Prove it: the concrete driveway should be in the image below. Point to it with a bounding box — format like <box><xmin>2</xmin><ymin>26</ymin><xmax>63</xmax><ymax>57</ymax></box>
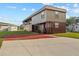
<box><xmin>0</xmin><ymin>37</ymin><xmax>79</xmax><ymax>56</ymax></box>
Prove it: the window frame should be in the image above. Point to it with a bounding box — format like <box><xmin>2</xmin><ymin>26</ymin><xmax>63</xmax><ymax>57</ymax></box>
<box><xmin>55</xmin><ymin>22</ymin><xmax>59</xmax><ymax>28</ymax></box>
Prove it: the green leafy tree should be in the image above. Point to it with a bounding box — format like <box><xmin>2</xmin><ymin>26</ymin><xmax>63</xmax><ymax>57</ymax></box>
<box><xmin>66</xmin><ymin>17</ymin><xmax>75</xmax><ymax>26</ymax></box>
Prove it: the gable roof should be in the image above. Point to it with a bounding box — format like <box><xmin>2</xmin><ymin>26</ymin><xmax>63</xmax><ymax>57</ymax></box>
<box><xmin>23</xmin><ymin>5</ymin><xmax>66</xmax><ymax>22</ymax></box>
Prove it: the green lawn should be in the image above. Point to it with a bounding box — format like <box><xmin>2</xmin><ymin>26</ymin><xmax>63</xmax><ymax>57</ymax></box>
<box><xmin>0</xmin><ymin>31</ymin><xmax>38</xmax><ymax>38</ymax></box>
<box><xmin>0</xmin><ymin>38</ymin><xmax>3</xmax><ymax>48</ymax></box>
<box><xmin>54</xmin><ymin>32</ymin><xmax>79</xmax><ymax>39</ymax></box>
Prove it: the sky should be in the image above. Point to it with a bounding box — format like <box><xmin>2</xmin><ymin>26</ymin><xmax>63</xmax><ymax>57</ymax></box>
<box><xmin>0</xmin><ymin>3</ymin><xmax>79</xmax><ymax>25</ymax></box>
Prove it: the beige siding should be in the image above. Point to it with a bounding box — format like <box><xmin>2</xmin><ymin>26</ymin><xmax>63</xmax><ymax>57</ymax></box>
<box><xmin>8</xmin><ymin>26</ymin><xmax>17</xmax><ymax>31</ymax></box>
<box><xmin>45</xmin><ymin>10</ymin><xmax>55</xmax><ymax>22</ymax></box>
<box><xmin>0</xmin><ymin>26</ymin><xmax>9</xmax><ymax>31</ymax></box>
<box><xmin>23</xmin><ymin>24</ymin><xmax>32</xmax><ymax>31</ymax></box>
<box><xmin>46</xmin><ymin>10</ymin><xmax>66</xmax><ymax>22</ymax></box>
<box><xmin>38</xmin><ymin>24</ymin><xmax>44</xmax><ymax>33</ymax></box>
<box><xmin>0</xmin><ymin>25</ymin><xmax>18</xmax><ymax>31</ymax></box>
<box><xmin>32</xmin><ymin>11</ymin><xmax>46</xmax><ymax>25</ymax></box>
<box><xmin>23</xmin><ymin>21</ymin><xmax>32</xmax><ymax>31</ymax></box>
<box><xmin>32</xmin><ymin>9</ymin><xmax>66</xmax><ymax>25</ymax></box>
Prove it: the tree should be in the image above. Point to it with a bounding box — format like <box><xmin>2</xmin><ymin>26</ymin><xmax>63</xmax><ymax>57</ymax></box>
<box><xmin>66</xmin><ymin>17</ymin><xmax>75</xmax><ymax>26</ymax></box>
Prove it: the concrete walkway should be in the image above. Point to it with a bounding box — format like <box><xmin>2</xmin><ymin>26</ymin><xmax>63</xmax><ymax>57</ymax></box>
<box><xmin>0</xmin><ymin>37</ymin><xmax>79</xmax><ymax>56</ymax></box>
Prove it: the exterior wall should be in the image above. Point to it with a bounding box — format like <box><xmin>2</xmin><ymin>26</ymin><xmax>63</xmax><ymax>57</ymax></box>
<box><xmin>31</xmin><ymin>9</ymin><xmax>66</xmax><ymax>33</ymax></box>
<box><xmin>52</xmin><ymin>22</ymin><xmax>66</xmax><ymax>33</ymax></box>
<box><xmin>0</xmin><ymin>25</ymin><xmax>9</xmax><ymax>31</ymax></box>
<box><xmin>0</xmin><ymin>25</ymin><xmax>18</xmax><ymax>31</ymax></box>
<box><xmin>32</xmin><ymin>22</ymin><xmax>66</xmax><ymax>34</ymax></box>
<box><xmin>32</xmin><ymin>24</ymin><xmax>45</xmax><ymax>33</ymax></box>
<box><xmin>32</xmin><ymin>10</ymin><xmax>46</xmax><ymax>25</ymax></box>
<box><xmin>23</xmin><ymin>24</ymin><xmax>32</xmax><ymax>31</ymax></box>
<box><xmin>32</xmin><ymin>9</ymin><xmax>66</xmax><ymax>24</ymax></box>
<box><xmin>38</xmin><ymin>24</ymin><xmax>44</xmax><ymax>33</ymax></box>
<box><xmin>45</xmin><ymin>9</ymin><xmax>66</xmax><ymax>22</ymax></box>
<box><xmin>8</xmin><ymin>26</ymin><xmax>18</xmax><ymax>31</ymax></box>
<box><xmin>23</xmin><ymin>20</ymin><xmax>32</xmax><ymax>31</ymax></box>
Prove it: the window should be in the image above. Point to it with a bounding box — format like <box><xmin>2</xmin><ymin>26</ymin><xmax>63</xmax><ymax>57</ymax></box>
<box><xmin>55</xmin><ymin>11</ymin><xmax>59</xmax><ymax>19</ymax></box>
<box><xmin>41</xmin><ymin>12</ymin><xmax>45</xmax><ymax>19</ymax></box>
<box><xmin>55</xmin><ymin>23</ymin><xmax>59</xmax><ymax>28</ymax></box>
<box><xmin>24</xmin><ymin>22</ymin><xmax>27</xmax><ymax>25</ymax></box>
<box><xmin>55</xmin><ymin>11</ymin><xmax>59</xmax><ymax>14</ymax></box>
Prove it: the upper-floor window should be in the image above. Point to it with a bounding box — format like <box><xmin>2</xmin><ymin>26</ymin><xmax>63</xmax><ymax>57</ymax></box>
<box><xmin>55</xmin><ymin>11</ymin><xmax>59</xmax><ymax>19</ymax></box>
<box><xmin>41</xmin><ymin>12</ymin><xmax>45</xmax><ymax>19</ymax></box>
<box><xmin>55</xmin><ymin>11</ymin><xmax>59</xmax><ymax>14</ymax></box>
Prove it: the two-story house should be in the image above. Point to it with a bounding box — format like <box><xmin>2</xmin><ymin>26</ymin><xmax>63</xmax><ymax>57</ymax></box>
<box><xmin>23</xmin><ymin>5</ymin><xmax>66</xmax><ymax>34</ymax></box>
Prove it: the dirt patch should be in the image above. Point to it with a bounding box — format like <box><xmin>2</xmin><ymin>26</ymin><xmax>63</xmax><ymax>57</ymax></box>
<box><xmin>4</xmin><ymin>34</ymin><xmax>56</xmax><ymax>41</ymax></box>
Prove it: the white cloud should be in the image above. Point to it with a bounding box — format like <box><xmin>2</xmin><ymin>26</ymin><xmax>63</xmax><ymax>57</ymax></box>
<box><xmin>32</xmin><ymin>8</ymin><xmax>35</xmax><ymax>11</ymax></box>
<box><xmin>22</xmin><ymin>8</ymin><xmax>27</xmax><ymax>11</ymax></box>
<box><xmin>22</xmin><ymin>8</ymin><xmax>36</xmax><ymax>12</ymax></box>
<box><xmin>71</xmin><ymin>8</ymin><xmax>79</xmax><ymax>14</ymax></box>
<box><xmin>4</xmin><ymin>17</ymin><xmax>9</xmax><ymax>20</ymax></box>
<box><xmin>0</xmin><ymin>16</ymin><xmax>8</xmax><ymax>19</ymax></box>
<box><xmin>0</xmin><ymin>16</ymin><xmax>2</xmax><ymax>19</ymax></box>
<box><xmin>7</xmin><ymin>6</ymin><xmax>16</xmax><ymax>9</ymax></box>
<box><xmin>73</xmin><ymin>4</ymin><xmax>78</xmax><ymax>7</ymax></box>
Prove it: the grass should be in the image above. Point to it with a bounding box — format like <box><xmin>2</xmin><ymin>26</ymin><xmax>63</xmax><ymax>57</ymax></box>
<box><xmin>0</xmin><ymin>38</ymin><xmax>3</xmax><ymax>48</ymax></box>
<box><xmin>54</xmin><ymin>32</ymin><xmax>79</xmax><ymax>39</ymax></box>
<box><xmin>0</xmin><ymin>31</ymin><xmax>38</xmax><ymax>38</ymax></box>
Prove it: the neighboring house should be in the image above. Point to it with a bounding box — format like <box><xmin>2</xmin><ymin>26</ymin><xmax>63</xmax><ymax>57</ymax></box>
<box><xmin>0</xmin><ymin>22</ymin><xmax>18</xmax><ymax>31</ymax></box>
<box><xmin>23</xmin><ymin>5</ymin><xmax>66</xmax><ymax>34</ymax></box>
<box><xmin>67</xmin><ymin>17</ymin><xmax>79</xmax><ymax>32</ymax></box>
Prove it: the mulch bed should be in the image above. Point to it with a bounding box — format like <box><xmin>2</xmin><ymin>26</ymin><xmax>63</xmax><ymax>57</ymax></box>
<box><xmin>4</xmin><ymin>34</ymin><xmax>56</xmax><ymax>41</ymax></box>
